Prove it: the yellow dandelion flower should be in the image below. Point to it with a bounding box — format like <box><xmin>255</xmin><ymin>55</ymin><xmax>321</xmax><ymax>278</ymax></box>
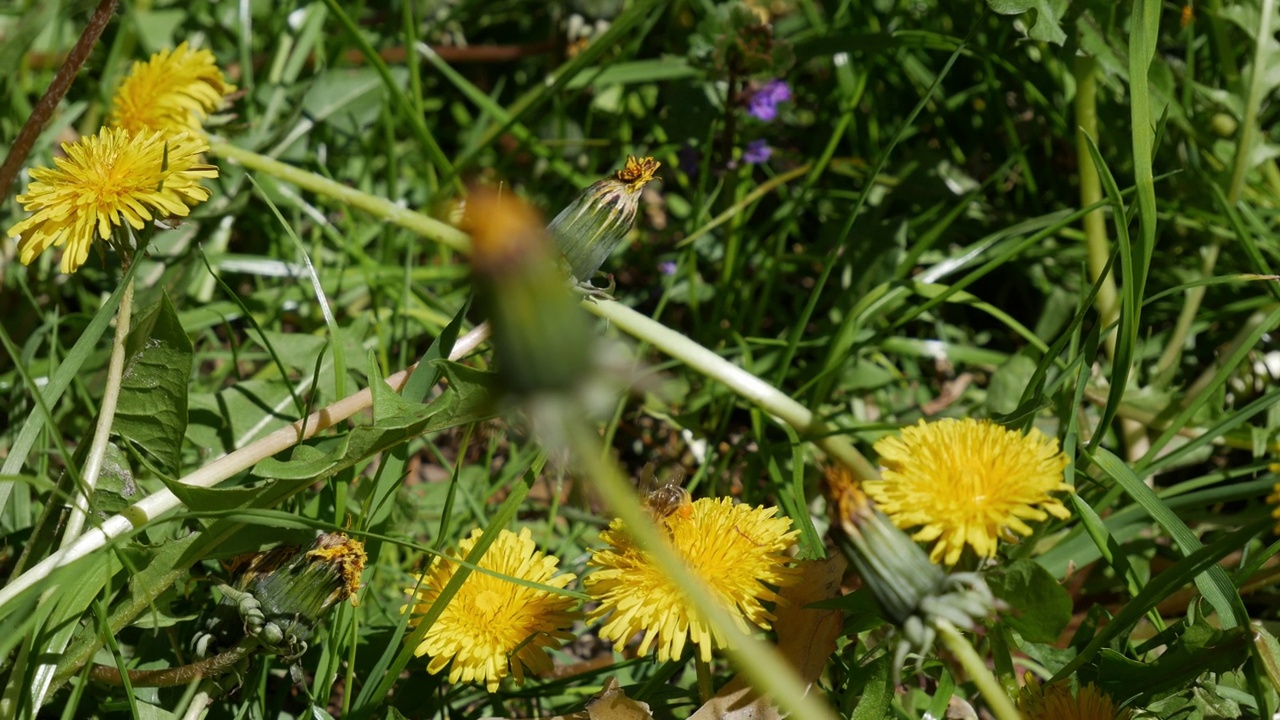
<box><xmin>404</xmin><ymin>528</ymin><xmax>579</xmax><ymax>693</ymax></box>
<box><xmin>865</xmin><ymin>418</ymin><xmax>1072</xmax><ymax>566</ymax></box>
<box><xmin>1018</xmin><ymin>674</ymin><xmax>1132</xmax><ymax>720</ymax></box>
<box><xmin>585</xmin><ymin>496</ymin><xmax>799</xmax><ymax>663</ymax></box>
<box><xmin>7</xmin><ymin>127</ymin><xmax>218</xmax><ymax>273</ymax></box>
<box><xmin>109</xmin><ymin>41</ymin><xmax>234</xmax><ymax>138</ymax></box>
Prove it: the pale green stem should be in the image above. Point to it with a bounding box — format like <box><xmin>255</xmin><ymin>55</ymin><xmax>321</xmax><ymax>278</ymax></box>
<box><xmin>1156</xmin><ymin>0</ymin><xmax>1274</xmax><ymax>386</ymax></box>
<box><xmin>22</xmin><ymin>279</ymin><xmax>138</xmax><ymax>713</ymax></box>
<box><xmin>0</xmin><ymin>331</ymin><xmax>489</xmax><ymax>612</ymax></box>
<box><xmin>203</xmin><ymin>142</ymin><xmax>879</xmax><ymax>480</ymax></box>
<box><xmin>695</xmin><ymin>657</ymin><xmax>714</xmax><ymax>705</ymax></box>
<box><xmin>206</xmin><ymin>140</ymin><xmax>469</xmax><ymax>253</ymax></box>
<box><xmin>1074</xmin><ymin>56</ymin><xmax>1119</xmax><ymax>362</ymax></box>
<box><xmin>59</xmin><ymin>278</ymin><xmax>134</xmax><ymax>546</ymax></box>
<box><xmin>934</xmin><ymin>619</ymin><xmax>1023</xmax><ymax>720</ymax></box>
<box><xmin>583</xmin><ymin>299</ymin><xmax>880</xmax><ymax>481</ymax></box>
<box><xmin>563</xmin><ymin>417</ymin><xmax>839</xmax><ymax>720</ymax></box>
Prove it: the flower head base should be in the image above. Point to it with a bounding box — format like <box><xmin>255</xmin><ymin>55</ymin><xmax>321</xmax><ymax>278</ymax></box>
<box><xmin>404</xmin><ymin>528</ymin><xmax>579</xmax><ymax>693</ymax></box>
<box><xmin>865</xmin><ymin>418</ymin><xmax>1072</xmax><ymax>566</ymax></box>
<box><xmin>1017</xmin><ymin>674</ymin><xmax>1132</xmax><ymax>720</ymax></box>
<box><xmin>548</xmin><ymin>155</ymin><xmax>660</xmax><ymax>282</ymax></box>
<box><xmin>110</xmin><ymin>42</ymin><xmax>234</xmax><ymax>138</ymax></box>
<box><xmin>7</xmin><ymin>127</ymin><xmax>218</xmax><ymax>273</ymax></box>
<box><xmin>585</xmin><ymin>496</ymin><xmax>799</xmax><ymax>663</ymax></box>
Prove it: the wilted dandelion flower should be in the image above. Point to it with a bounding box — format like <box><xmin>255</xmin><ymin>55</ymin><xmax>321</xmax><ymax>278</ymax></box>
<box><xmin>1018</xmin><ymin>674</ymin><xmax>1132</xmax><ymax>720</ymax></box>
<box><xmin>864</xmin><ymin>418</ymin><xmax>1072</xmax><ymax>566</ymax></box>
<box><xmin>404</xmin><ymin>528</ymin><xmax>579</xmax><ymax>693</ymax></box>
<box><xmin>109</xmin><ymin>42</ymin><xmax>234</xmax><ymax>138</ymax></box>
<box><xmin>585</xmin><ymin>496</ymin><xmax>799</xmax><ymax>663</ymax></box>
<box><xmin>7</xmin><ymin>127</ymin><xmax>218</xmax><ymax>273</ymax></box>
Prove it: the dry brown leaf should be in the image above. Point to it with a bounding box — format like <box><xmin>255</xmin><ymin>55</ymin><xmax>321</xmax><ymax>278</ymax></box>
<box><xmin>481</xmin><ymin>678</ymin><xmax>652</xmax><ymax>720</ymax></box>
<box><xmin>587</xmin><ymin>677</ymin><xmax>655</xmax><ymax>720</ymax></box>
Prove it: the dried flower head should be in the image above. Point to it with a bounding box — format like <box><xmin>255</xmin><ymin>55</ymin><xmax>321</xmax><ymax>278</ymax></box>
<box><xmin>865</xmin><ymin>418</ymin><xmax>1072</xmax><ymax>566</ymax></box>
<box><xmin>404</xmin><ymin>528</ymin><xmax>579</xmax><ymax>693</ymax></box>
<box><xmin>7</xmin><ymin>127</ymin><xmax>218</xmax><ymax>273</ymax></box>
<box><xmin>1018</xmin><ymin>674</ymin><xmax>1132</xmax><ymax>720</ymax></box>
<box><xmin>585</xmin><ymin>496</ymin><xmax>798</xmax><ymax>663</ymax></box>
<box><xmin>110</xmin><ymin>42</ymin><xmax>234</xmax><ymax>138</ymax></box>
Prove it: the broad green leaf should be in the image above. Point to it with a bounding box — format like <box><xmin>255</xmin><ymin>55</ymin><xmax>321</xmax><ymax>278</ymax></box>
<box><xmin>1097</xmin><ymin>619</ymin><xmax>1249</xmax><ymax>703</ymax></box>
<box><xmin>986</xmin><ymin>0</ymin><xmax>1068</xmax><ymax>45</ymax></box>
<box><xmin>116</xmin><ymin>292</ymin><xmax>193</xmax><ymax>475</ymax></box>
<box><xmin>986</xmin><ymin>354</ymin><xmax>1037</xmax><ymax>415</ymax></box>
<box><xmin>987</xmin><ymin>559</ymin><xmax>1071</xmax><ymax>643</ymax></box>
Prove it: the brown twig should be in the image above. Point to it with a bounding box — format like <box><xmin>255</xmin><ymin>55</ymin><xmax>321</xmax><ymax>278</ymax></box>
<box><xmin>88</xmin><ymin>642</ymin><xmax>254</xmax><ymax>688</ymax></box>
<box><xmin>0</xmin><ymin>0</ymin><xmax>118</xmax><ymax>201</ymax></box>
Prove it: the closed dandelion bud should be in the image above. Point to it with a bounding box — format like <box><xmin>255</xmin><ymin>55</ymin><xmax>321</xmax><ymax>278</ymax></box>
<box><xmin>825</xmin><ymin>466</ymin><xmax>946</xmax><ymax>625</ymax></box>
<box><xmin>549</xmin><ymin>155</ymin><xmax>660</xmax><ymax>282</ymax></box>
<box><xmin>466</xmin><ymin>189</ymin><xmax>594</xmax><ymax>396</ymax></box>
<box><xmin>824</xmin><ymin>466</ymin><xmax>995</xmax><ymax>673</ymax></box>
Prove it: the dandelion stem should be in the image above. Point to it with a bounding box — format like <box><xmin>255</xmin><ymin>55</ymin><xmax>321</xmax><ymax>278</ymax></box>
<box><xmin>564</xmin><ymin>418</ymin><xmax>840</xmax><ymax>720</ymax></box>
<box><xmin>60</xmin><ymin>278</ymin><xmax>135</xmax><ymax>546</ymax></box>
<box><xmin>1073</xmin><ymin>56</ymin><xmax>1118</xmax><ymax>362</ymax></box>
<box><xmin>582</xmin><ymin>299</ymin><xmax>880</xmax><ymax>482</ymax></box>
<box><xmin>0</xmin><ymin>330</ymin><xmax>489</xmax><ymax>613</ymax></box>
<box><xmin>695</xmin><ymin>657</ymin><xmax>714</xmax><ymax>705</ymax></box>
<box><xmin>934</xmin><ymin>619</ymin><xmax>1021</xmax><ymax>720</ymax></box>
<box><xmin>188</xmin><ymin>146</ymin><xmax>876</xmax><ymax>479</ymax></box>
<box><xmin>206</xmin><ymin>140</ymin><xmax>469</xmax><ymax>253</ymax></box>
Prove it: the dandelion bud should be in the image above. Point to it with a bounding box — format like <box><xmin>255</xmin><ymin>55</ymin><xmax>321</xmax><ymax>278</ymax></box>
<box><xmin>548</xmin><ymin>155</ymin><xmax>660</xmax><ymax>282</ymax></box>
<box><xmin>465</xmin><ymin>189</ymin><xmax>594</xmax><ymax>396</ymax></box>
<box><xmin>824</xmin><ymin>466</ymin><xmax>995</xmax><ymax>673</ymax></box>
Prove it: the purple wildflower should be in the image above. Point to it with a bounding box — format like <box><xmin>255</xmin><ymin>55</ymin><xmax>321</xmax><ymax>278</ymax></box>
<box><xmin>743</xmin><ymin>140</ymin><xmax>772</xmax><ymax>165</ymax></box>
<box><xmin>658</xmin><ymin>260</ymin><xmax>678</xmax><ymax>276</ymax></box>
<box><xmin>747</xmin><ymin>79</ymin><xmax>791</xmax><ymax>121</ymax></box>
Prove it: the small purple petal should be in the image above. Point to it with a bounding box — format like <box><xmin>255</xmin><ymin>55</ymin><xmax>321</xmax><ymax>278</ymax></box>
<box><xmin>743</xmin><ymin>140</ymin><xmax>772</xmax><ymax>165</ymax></box>
<box><xmin>747</xmin><ymin>79</ymin><xmax>791</xmax><ymax>121</ymax></box>
<box><xmin>659</xmin><ymin>260</ymin><xmax>678</xmax><ymax>276</ymax></box>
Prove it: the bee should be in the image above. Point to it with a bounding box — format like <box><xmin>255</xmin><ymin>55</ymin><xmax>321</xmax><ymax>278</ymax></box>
<box><xmin>640</xmin><ymin>464</ymin><xmax>693</xmax><ymax>526</ymax></box>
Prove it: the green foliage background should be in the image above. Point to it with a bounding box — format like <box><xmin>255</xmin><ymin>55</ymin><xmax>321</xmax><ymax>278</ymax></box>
<box><xmin>2</xmin><ymin>0</ymin><xmax>1280</xmax><ymax>717</ymax></box>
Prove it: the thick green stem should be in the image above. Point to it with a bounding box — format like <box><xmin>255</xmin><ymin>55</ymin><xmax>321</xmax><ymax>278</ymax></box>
<box><xmin>583</xmin><ymin>299</ymin><xmax>880</xmax><ymax>481</ymax></box>
<box><xmin>1074</xmin><ymin>56</ymin><xmax>1119</xmax><ymax>361</ymax></box>
<box><xmin>934</xmin><ymin>619</ymin><xmax>1022</xmax><ymax>720</ymax></box>
<box><xmin>206</xmin><ymin>140</ymin><xmax>469</xmax><ymax>253</ymax></box>
<box><xmin>0</xmin><ymin>331</ymin><xmax>489</xmax><ymax>612</ymax></box>
<box><xmin>60</xmin><ymin>279</ymin><xmax>134</xmax><ymax>545</ymax></box>
<box><xmin>564</xmin><ymin>418</ymin><xmax>839</xmax><ymax>720</ymax></box>
<box><xmin>1156</xmin><ymin>0</ymin><xmax>1273</xmax><ymax>385</ymax></box>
